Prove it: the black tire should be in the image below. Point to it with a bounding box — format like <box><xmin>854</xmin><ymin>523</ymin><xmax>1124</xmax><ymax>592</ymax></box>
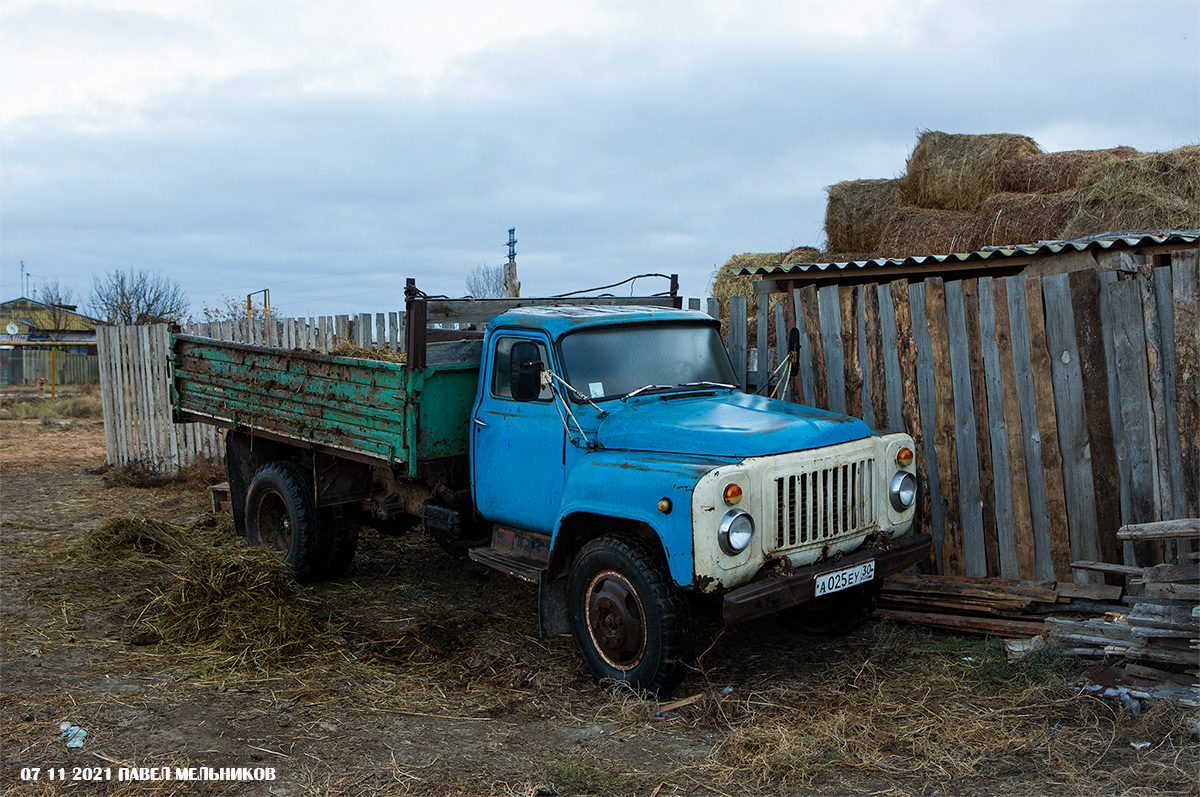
<box><xmin>567</xmin><ymin>534</ymin><xmax>689</xmax><ymax>697</ymax></box>
<box><xmin>786</xmin><ymin>582</ymin><xmax>881</xmax><ymax>637</ymax></box>
<box><xmin>244</xmin><ymin>462</ymin><xmax>326</xmax><ymax>582</ymax></box>
<box><xmin>320</xmin><ymin>506</ymin><xmax>359</xmax><ymax>578</ymax></box>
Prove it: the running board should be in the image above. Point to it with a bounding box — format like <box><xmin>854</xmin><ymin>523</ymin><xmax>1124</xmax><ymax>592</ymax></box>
<box><xmin>468</xmin><ymin>525</ymin><xmax>550</xmax><ymax>583</ymax></box>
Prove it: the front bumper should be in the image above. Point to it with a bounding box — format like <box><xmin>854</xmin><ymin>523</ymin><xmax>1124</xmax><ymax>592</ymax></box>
<box><xmin>721</xmin><ymin>533</ymin><xmax>932</xmax><ymax>624</ymax></box>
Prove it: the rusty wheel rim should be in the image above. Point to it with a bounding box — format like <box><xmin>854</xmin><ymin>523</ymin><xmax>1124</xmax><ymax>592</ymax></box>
<box><xmin>584</xmin><ymin>569</ymin><xmax>646</xmax><ymax>671</ymax></box>
<box><xmin>255</xmin><ymin>490</ymin><xmax>292</xmax><ymax>554</ymax></box>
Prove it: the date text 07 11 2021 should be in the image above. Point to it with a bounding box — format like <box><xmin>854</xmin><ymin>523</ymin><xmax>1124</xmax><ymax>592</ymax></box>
<box><xmin>20</xmin><ymin>766</ymin><xmax>278</xmax><ymax>782</ymax></box>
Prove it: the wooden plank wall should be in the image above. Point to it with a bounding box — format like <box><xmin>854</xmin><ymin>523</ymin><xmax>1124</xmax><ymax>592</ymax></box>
<box><xmin>766</xmin><ymin>253</ymin><xmax>1199</xmax><ymax>577</ymax></box>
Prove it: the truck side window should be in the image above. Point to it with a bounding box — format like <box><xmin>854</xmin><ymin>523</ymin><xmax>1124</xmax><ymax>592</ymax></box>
<box><xmin>491</xmin><ymin>337</ymin><xmax>553</xmax><ymax>401</ymax></box>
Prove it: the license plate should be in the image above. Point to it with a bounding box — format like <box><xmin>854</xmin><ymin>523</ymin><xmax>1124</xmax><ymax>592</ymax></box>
<box><xmin>814</xmin><ymin>561</ymin><xmax>875</xmax><ymax>597</ymax></box>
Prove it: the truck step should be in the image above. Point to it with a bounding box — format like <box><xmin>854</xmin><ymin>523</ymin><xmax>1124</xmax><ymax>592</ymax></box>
<box><xmin>467</xmin><ymin>525</ymin><xmax>550</xmax><ymax>583</ymax></box>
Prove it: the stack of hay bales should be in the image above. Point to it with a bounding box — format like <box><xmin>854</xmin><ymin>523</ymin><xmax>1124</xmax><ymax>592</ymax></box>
<box><xmin>711</xmin><ymin>132</ymin><xmax>1198</xmax><ymax>323</ymax></box>
<box><xmin>820</xmin><ymin>131</ymin><xmax>1198</xmax><ymax>261</ymax></box>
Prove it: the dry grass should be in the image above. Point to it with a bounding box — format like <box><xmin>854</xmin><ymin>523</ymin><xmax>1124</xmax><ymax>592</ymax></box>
<box><xmin>329</xmin><ymin>341</ymin><xmax>406</xmax><ymax>363</ymax></box>
<box><xmin>100</xmin><ymin>458</ymin><xmax>225</xmax><ymax>489</ymax></box>
<box><xmin>824</xmin><ymin>177</ymin><xmax>900</xmax><ymax>253</ymax></box>
<box><xmin>1000</xmin><ymin>146</ymin><xmax>1139</xmax><ymax>194</ymax></box>
<box><xmin>971</xmin><ymin>191</ymin><xmax>1079</xmax><ymax>249</ymax></box>
<box><xmin>1063</xmin><ymin>145</ymin><xmax>1200</xmax><ymax>238</ymax></box>
<box><xmin>876</xmin><ymin>207</ymin><xmax>978</xmax><ymax>258</ymax></box>
<box><xmin>148</xmin><ymin>542</ymin><xmax>339</xmax><ymax>669</ymax></box>
<box><xmin>899</xmin><ymin>130</ymin><xmax>1043</xmax><ymax>212</ymax></box>
<box><xmin>76</xmin><ymin>516</ymin><xmax>191</xmax><ymax>559</ymax></box>
<box><xmin>696</xmin><ymin>632</ymin><xmax>1197</xmax><ymax>794</ymax></box>
<box><xmin>0</xmin><ymin>394</ymin><xmax>103</xmax><ymax>421</ymax></box>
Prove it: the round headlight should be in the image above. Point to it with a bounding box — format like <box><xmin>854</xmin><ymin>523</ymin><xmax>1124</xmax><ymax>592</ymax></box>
<box><xmin>718</xmin><ymin>509</ymin><xmax>755</xmax><ymax>555</ymax></box>
<box><xmin>890</xmin><ymin>472</ymin><xmax>917</xmax><ymax>511</ymax></box>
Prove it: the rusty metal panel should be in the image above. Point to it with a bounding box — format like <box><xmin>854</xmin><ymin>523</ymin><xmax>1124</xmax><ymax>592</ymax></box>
<box><xmin>171</xmin><ymin>334</ymin><xmax>477</xmax><ymax>474</ymax></box>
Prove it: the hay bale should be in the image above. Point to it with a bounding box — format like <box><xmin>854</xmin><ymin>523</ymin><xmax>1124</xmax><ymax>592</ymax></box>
<box><xmin>898</xmin><ymin>131</ymin><xmax>1043</xmax><ymax>212</ymax></box>
<box><xmin>971</xmin><ymin>192</ymin><xmax>1078</xmax><ymax>249</ymax></box>
<box><xmin>876</xmin><ymin>208</ymin><xmax>979</xmax><ymax>259</ymax></box>
<box><xmin>79</xmin><ymin>516</ymin><xmax>189</xmax><ymax>559</ymax></box>
<box><xmin>825</xmin><ymin>178</ymin><xmax>900</xmax><ymax>253</ymax></box>
<box><xmin>999</xmin><ymin>147</ymin><xmax>1139</xmax><ymax>194</ymax></box>
<box><xmin>712</xmin><ymin>249</ymin><xmax>819</xmax><ymax>348</ymax></box>
<box><xmin>1063</xmin><ymin>145</ymin><xmax>1200</xmax><ymax>238</ymax></box>
<box><xmin>154</xmin><ymin>543</ymin><xmax>333</xmax><ymax>666</ymax></box>
<box><xmin>329</xmin><ymin>341</ymin><xmax>406</xmax><ymax>363</ymax></box>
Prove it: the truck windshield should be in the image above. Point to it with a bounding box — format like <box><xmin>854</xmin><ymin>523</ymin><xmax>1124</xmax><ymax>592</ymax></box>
<box><xmin>559</xmin><ymin>321</ymin><xmax>738</xmax><ymax>402</ymax></box>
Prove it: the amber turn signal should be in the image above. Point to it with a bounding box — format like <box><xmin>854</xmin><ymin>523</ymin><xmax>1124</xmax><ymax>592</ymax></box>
<box><xmin>723</xmin><ymin>483</ymin><xmax>743</xmax><ymax>505</ymax></box>
<box><xmin>657</xmin><ymin>497</ymin><xmax>672</xmax><ymax>514</ymax></box>
<box><xmin>896</xmin><ymin>447</ymin><xmax>914</xmax><ymax>468</ymax></box>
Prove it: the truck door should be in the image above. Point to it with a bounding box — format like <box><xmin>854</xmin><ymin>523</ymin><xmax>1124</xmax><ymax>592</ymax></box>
<box><xmin>471</xmin><ymin>334</ymin><xmax>566</xmax><ymax>534</ymax></box>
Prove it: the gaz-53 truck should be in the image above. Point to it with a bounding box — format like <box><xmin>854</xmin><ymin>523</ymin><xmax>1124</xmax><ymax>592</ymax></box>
<box><xmin>171</xmin><ymin>281</ymin><xmax>929</xmax><ymax>695</ymax></box>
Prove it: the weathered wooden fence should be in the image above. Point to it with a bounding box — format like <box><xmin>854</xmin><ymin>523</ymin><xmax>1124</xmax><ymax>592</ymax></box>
<box><xmin>747</xmin><ymin>251</ymin><xmax>1198</xmax><ymax>579</ymax></box>
<box><xmin>0</xmin><ymin>349</ymin><xmax>99</xmax><ymax>385</ymax></box>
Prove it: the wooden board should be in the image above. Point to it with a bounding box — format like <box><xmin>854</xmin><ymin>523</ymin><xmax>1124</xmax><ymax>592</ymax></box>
<box><xmin>1118</xmin><ymin>519</ymin><xmax>1200</xmax><ymax>540</ymax></box>
<box><xmin>1173</xmin><ymin>249</ymin><xmax>1200</xmax><ymax>518</ymax></box>
<box><xmin>1067</xmin><ymin>270</ymin><xmax>1123</xmax><ymax>575</ymax></box>
<box><xmin>774</xmin><ymin>303</ymin><xmax>790</xmax><ymax>402</ymax></box>
<box><xmin>907</xmin><ymin>281</ymin><xmax>943</xmax><ymax>564</ymax></box>
<box><xmin>728</xmin><ymin>296</ymin><xmax>748</xmax><ymax>391</ymax></box>
<box><xmin>818</xmin><ymin>285</ymin><xmax>846</xmax><ymax>414</ymax></box>
<box><xmin>1024</xmin><ymin>276</ymin><xmax>1071</xmax><ymax>580</ymax></box>
<box><xmin>925</xmin><ymin>277</ymin><xmax>962</xmax><ymax>575</ymax></box>
<box><xmin>1104</xmin><ymin>278</ymin><xmax>1160</xmax><ymax>564</ymax></box>
<box><xmin>875</xmin><ymin>608</ymin><xmax>1044</xmax><ymax>637</ymax></box>
<box><xmin>961</xmin><ymin>279</ymin><xmax>999</xmax><ymax>576</ymax></box>
<box><xmin>1042</xmin><ymin>273</ymin><xmax>1101</xmax><ymax>582</ymax></box>
<box><xmin>879</xmin><ymin>283</ymin><xmax>905</xmax><ymax>433</ymax></box>
<box><xmin>800</xmin><ymin>286</ymin><xmax>827</xmax><ymax>409</ymax></box>
<box><xmin>944</xmin><ymin>280</ymin><xmax>986</xmax><ymax>577</ymax></box>
<box><xmin>1153</xmin><ymin>266</ymin><xmax>1187</xmax><ymax>525</ymax></box>
<box><xmin>864</xmin><ymin>284</ymin><xmax>888</xmax><ymax>431</ymax></box>
<box><xmin>790</xmin><ymin>288</ymin><xmax>814</xmax><ymax>405</ymax></box>
<box><xmin>839</xmin><ymin>285</ymin><xmax>863</xmax><ymax>419</ymax></box>
<box><xmin>990</xmin><ymin>278</ymin><xmax>1036</xmax><ymax>580</ymax></box>
<box><xmin>757</xmin><ymin>292</ymin><xmax>770</xmax><ymax>394</ymax></box>
<box><xmin>1007</xmin><ymin>275</ymin><xmax>1055</xmax><ymax>581</ymax></box>
<box><xmin>978</xmin><ymin>278</ymin><xmax>1020</xmax><ymax>579</ymax></box>
<box><xmin>856</xmin><ymin>285</ymin><xmax>874</xmax><ymax>428</ymax></box>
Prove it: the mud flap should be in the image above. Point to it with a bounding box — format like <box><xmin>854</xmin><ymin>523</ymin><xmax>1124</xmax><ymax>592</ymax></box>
<box><xmin>538</xmin><ymin>572</ymin><xmax>570</xmax><ymax>637</ymax></box>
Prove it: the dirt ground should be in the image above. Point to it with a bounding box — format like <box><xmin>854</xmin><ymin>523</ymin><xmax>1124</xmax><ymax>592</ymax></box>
<box><xmin>1</xmin><ymin>411</ymin><xmax>1197</xmax><ymax>797</ymax></box>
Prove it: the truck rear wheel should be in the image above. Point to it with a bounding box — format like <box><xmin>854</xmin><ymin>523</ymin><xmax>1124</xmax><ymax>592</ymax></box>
<box><xmin>567</xmin><ymin>534</ymin><xmax>688</xmax><ymax>697</ymax></box>
<box><xmin>245</xmin><ymin>462</ymin><xmax>326</xmax><ymax>582</ymax></box>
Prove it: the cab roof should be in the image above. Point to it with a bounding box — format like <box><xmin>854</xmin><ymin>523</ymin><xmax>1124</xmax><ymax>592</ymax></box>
<box><xmin>487</xmin><ymin>304</ymin><xmax>714</xmax><ymax>339</ymax></box>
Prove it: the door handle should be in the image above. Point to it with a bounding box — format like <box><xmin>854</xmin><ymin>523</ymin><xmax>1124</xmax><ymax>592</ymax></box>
<box><xmin>473</xmin><ymin>417</ymin><xmax>488</xmax><ymax>428</ymax></box>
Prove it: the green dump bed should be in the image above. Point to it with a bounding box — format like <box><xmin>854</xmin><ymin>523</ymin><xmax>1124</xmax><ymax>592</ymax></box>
<box><xmin>171</xmin><ymin>334</ymin><xmax>480</xmax><ymax>476</ymax></box>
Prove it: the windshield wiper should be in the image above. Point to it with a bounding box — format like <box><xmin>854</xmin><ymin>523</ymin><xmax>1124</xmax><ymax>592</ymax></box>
<box><xmin>678</xmin><ymin>381</ymin><xmax>736</xmax><ymax>390</ymax></box>
<box><xmin>621</xmin><ymin>384</ymin><xmax>674</xmax><ymax>402</ymax></box>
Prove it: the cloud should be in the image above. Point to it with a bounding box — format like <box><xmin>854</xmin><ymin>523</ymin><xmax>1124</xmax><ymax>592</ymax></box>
<box><xmin>2</xmin><ymin>0</ymin><xmax>1197</xmax><ymax>312</ymax></box>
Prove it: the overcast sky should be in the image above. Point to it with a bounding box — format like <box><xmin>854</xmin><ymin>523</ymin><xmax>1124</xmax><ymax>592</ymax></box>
<box><xmin>1</xmin><ymin>0</ymin><xmax>1197</xmax><ymax>318</ymax></box>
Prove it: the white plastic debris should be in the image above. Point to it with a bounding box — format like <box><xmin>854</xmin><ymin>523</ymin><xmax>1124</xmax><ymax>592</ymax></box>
<box><xmin>59</xmin><ymin>722</ymin><xmax>87</xmax><ymax>748</ymax></box>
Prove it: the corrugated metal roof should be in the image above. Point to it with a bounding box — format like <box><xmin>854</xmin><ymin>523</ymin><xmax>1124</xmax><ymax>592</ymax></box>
<box><xmin>736</xmin><ymin>230</ymin><xmax>1200</xmax><ymax>277</ymax></box>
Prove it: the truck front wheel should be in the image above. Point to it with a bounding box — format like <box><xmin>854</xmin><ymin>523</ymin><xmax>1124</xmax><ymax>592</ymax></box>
<box><xmin>244</xmin><ymin>462</ymin><xmax>325</xmax><ymax>582</ymax></box>
<box><xmin>568</xmin><ymin>534</ymin><xmax>689</xmax><ymax>697</ymax></box>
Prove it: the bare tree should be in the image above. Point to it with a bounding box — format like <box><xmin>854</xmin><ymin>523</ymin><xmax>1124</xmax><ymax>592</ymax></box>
<box><xmin>465</xmin><ymin>264</ymin><xmax>504</xmax><ymax>299</ymax></box>
<box><xmin>38</xmin><ymin>279</ymin><xmax>76</xmax><ymax>341</ymax></box>
<box><xmin>92</xmin><ymin>269</ymin><xmax>189</xmax><ymax>325</ymax></box>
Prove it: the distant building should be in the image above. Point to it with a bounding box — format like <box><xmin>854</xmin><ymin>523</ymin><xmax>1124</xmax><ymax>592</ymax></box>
<box><xmin>0</xmin><ymin>297</ymin><xmax>100</xmax><ymax>354</ymax></box>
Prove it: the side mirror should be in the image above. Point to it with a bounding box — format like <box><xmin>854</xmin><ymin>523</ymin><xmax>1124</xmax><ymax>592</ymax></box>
<box><xmin>509</xmin><ymin>341</ymin><xmax>544</xmax><ymax>401</ymax></box>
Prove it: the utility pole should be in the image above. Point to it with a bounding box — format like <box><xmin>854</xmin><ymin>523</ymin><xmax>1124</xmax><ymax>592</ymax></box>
<box><xmin>503</xmin><ymin>228</ymin><xmax>520</xmax><ymax>298</ymax></box>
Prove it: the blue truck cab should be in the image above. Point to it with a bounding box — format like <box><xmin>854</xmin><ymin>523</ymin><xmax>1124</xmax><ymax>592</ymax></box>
<box><xmin>465</xmin><ymin>305</ymin><xmax>929</xmax><ymax>694</ymax></box>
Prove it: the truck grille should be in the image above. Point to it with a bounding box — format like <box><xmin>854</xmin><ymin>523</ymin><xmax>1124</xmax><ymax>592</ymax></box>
<box><xmin>773</xmin><ymin>460</ymin><xmax>875</xmax><ymax>551</ymax></box>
